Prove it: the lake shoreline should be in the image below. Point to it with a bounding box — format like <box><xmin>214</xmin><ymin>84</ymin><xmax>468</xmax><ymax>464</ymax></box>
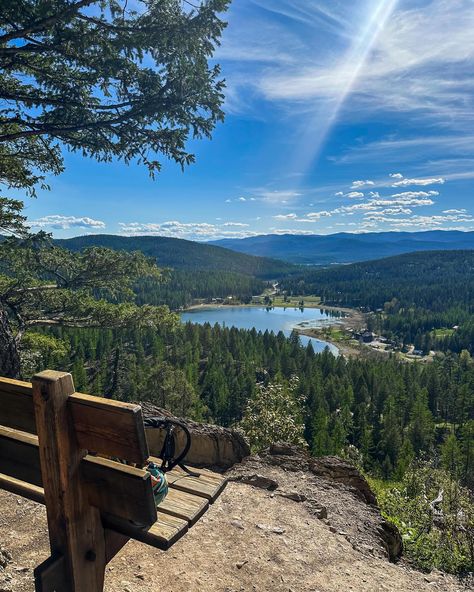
<box><xmin>182</xmin><ymin>302</ymin><xmax>365</xmax><ymax>357</ymax></box>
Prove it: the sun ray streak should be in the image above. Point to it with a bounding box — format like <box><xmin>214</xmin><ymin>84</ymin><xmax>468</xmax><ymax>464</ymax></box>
<box><xmin>291</xmin><ymin>0</ymin><xmax>400</xmax><ymax>179</ymax></box>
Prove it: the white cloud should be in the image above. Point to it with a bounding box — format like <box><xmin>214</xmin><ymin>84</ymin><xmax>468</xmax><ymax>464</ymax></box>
<box><xmin>219</xmin><ymin>0</ymin><xmax>474</xmax><ymax>180</ymax></box>
<box><xmin>118</xmin><ymin>221</ymin><xmax>258</xmax><ymax>240</ymax></box>
<box><xmin>385</xmin><ymin>213</ymin><xmax>474</xmax><ymax>229</ymax></box>
<box><xmin>226</xmin><ymin>196</ymin><xmax>257</xmax><ymax>203</ymax></box>
<box><xmin>274</xmin><ymin>210</ymin><xmax>333</xmax><ymax>222</ymax></box>
<box><xmin>273</xmin><ymin>213</ymin><xmax>298</xmax><ymax>220</ymax></box>
<box><xmin>351</xmin><ymin>180</ymin><xmax>374</xmax><ymax>189</ymax></box>
<box><xmin>391</xmin><ymin>177</ymin><xmax>445</xmax><ymax>188</ymax></box>
<box><xmin>389</xmin><ymin>173</ymin><xmax>404</xmax><ymax>179</ymax></box>
<box><xmin>249</xmin><ymin>1</ymin><xmax>474</xmax><ymax>128</ymax></box>
<box><xmin>306</xmin><ymin>211</ymin><xmax>332</xmax><ymax>219</ymax></box>
<box><xmin>268</xmin><ymin>228</ymin><xmax>320</xmax><ymax>236</ymax></box>
<box><xmin>30</xmin><ymin>215</ymin><xmax>106</xmax><ymax>230</ymax></box>
<box><xmin>346</xmin><ymin>191</ymin><xmax>364</xmax><ymax>199</ymax></box>
<box><xmin>443</xmin><ymin>208</ymin><xmax>467</xmax><ymax>214</ymax></box>
<box><xmin>391</xmin><ymin>191</ymin><xmax>439</xmax><ymax>199</ymax></box>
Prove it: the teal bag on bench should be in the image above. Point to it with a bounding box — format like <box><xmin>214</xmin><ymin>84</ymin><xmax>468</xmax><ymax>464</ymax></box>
<box><xmin>147</xmin><ymin>461</ymin><xmax>168</xmax><ymax>506</ymax></box>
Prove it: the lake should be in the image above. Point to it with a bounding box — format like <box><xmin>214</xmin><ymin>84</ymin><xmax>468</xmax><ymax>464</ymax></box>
<box><xmin>180</xmin><ymin>306</ymin><xmax>340</xmax><ymax>355</ymax></box>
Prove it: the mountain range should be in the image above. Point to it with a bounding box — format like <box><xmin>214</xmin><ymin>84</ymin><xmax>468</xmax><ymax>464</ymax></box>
<box><xmin>210</xmin><ymin>230</ymin><xmax>474</xmax><ymax>265</ymax></box>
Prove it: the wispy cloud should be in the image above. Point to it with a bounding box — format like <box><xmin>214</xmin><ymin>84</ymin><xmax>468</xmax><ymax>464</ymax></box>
<box><xmin>220</xmin><ymin>0</ymin><xmax>474</xmax><ymax>179</ymax></box>
<box><xmin>250</xmin><ymin>1</ymin><xmax>474</xmax><ymax>126</ymax></box>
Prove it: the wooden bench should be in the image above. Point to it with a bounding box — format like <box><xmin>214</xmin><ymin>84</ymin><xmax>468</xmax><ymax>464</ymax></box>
<box><xmin>0</xmin><ymin>371</ymin><xmax>226</xmax><ymax>592</ymax></box>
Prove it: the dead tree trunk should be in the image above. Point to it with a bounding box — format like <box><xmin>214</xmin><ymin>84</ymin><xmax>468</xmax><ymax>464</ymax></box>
<box><xmin>0</xmin><ymin>307</ymin><xmax>20</xmax><ymax>378</ymax></box>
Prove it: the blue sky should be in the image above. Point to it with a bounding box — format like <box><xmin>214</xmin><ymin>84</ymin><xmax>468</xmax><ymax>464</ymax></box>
<box><xmin>24</xmin><ymin>0</ymin><xmax>474</xmax><ymax>239</ymax></box>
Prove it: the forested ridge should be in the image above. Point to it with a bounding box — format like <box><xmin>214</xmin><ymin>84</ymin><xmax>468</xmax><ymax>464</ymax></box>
<box><xmin>56</xmin><ymin>234</ymin><xmax>296</xmax><ymax>278</ymax></box>
<box><xmin>280</xmin><ymin>250</ymin><xmax>474</xmax><ymax>353</ymax></box>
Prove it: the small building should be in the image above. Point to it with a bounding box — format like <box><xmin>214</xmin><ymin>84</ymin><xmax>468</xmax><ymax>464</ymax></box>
<box><xmin>361</xmin><ymin>331</ymin><xmax>375</xmax><ymax>343</ymax></box>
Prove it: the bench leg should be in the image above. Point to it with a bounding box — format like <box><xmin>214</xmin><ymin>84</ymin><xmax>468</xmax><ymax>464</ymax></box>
<box><xmin>32</xmin><ymin>371</ymin><xmax>107</xmax><ymax>592</ymax></box>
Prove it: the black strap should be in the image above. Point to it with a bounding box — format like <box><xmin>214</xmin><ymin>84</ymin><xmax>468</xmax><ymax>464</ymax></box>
<box><xmin>143</xmin><ymin>416</ymin><xmax>200</xmax><ymax>477</ymax></box>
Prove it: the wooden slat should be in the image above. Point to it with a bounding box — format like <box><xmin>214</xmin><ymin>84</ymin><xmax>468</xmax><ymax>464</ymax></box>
<box><xmin>103</xmin><ymin>513</ymin><xmax>188</xmax><ymax>551</ymax></box>
<box><xmin>149</xmin><ymin>457</ymin><xmax>227</xmax><ymax>502</ymax></box>
<box><xmin>0</xmin><ymin>471</ymin><xmax>45</xmax><ymax>504</ymax></box>
<box><xmin>71</xmin><ymin>392</ymin><xmax>148</xmax><ymax>465</ymax></box>
<box><xmin>0</xmin><ymin>425</ymin><xmax>42</xmax><ymax>486</ymax></box>
<box><xmin>82</xmin><ymin>456</ymin><xmax>157</xmax><ymax>527</ymax></box>
<box><xmin>158</xmin><ymin>487</ymin><xmax>209</xmax><ymax>525</ymax></box>
<box><xmin>165</xmin><ymin>470</ymin><xmax>223</xmax><ymax>502</ymax></box>
<box><xmin>0</xmin><ymin>426</ymin><xmax>156</xmax><ymax>526</ymax></box>
<box><xmin>0</xmin><ymin>473</ymin><xmax>186</xmax><ymax>551</ymax></box>
<box><xmin>0</xmin><ymin>377</ymin><xmax>149</xmax><ymax>465</ymax></box>
<box><xmin>172</xmin><ymin>464</ymin><xmax>227</xmax><ymax>484</ymax></box>
<box><xmin>0</xmin><ymin>379</ymin><xmax>35</xmax><ymax>434</ymax></box>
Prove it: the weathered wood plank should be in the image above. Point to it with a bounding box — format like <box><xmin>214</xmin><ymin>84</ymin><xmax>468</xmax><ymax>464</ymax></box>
<box><xmin>0</xmin><ymin>377</ymin><xmax>149</xmax><ymax>464</ymax></box>
<box><xmin>32</xmin><ymin>370</ymin><xmax>107</xmax><ymax>592</ymax></box>
<box><xmin>0</xmin><ymin>381</ymin><xmax>36</xmax><ymax>434</ymax></box>
<box><xmin>0</xmin><ymin>472</ymin><xmax>44</xmax><ymax>504</ymax></box>
<box><xmin>82</xmin><ymin>456</ymin><xmax>157</xmax><ymax>527</ymax></box>
<box><xmin>0</xmin><ymin>425</ymin><xmax>42</xmax><ymax>486</ymax></box>
<box><xmin>71</xmin><ymin>392</ymin><xmax>148</xmax><ymax>465</ymax></box>
<box><xmin>0</xmin><ymin>426</ymin><xmax>156</xmax><ymax>526</ymax></box>
<box><xmin>172</xmin><ymin>464</ymin><xmax>227</xmax><ymax>485</ymax></box>
<box><xmin>102</xmin><ymin>513</ymin><xmax>188</xmax><ymax>550</ymax></box>
<box><xmin>149</xmin><ymin>457</ymin><xmax>227</xmax><ymax>502</ymax></box>
<box><xmin>158</xmin><ymin>487</ymin><xmax>209</xmax><ymax>525</ymax></box>
<box><xmin>0</xmin><ymin>473</ymin><xmax>185</xmax><ymax>551</ymax></box>
<box><xmin>165</xmin><ymin>471</ymin><xmax>221</xmax><ymax>502</ymax></box>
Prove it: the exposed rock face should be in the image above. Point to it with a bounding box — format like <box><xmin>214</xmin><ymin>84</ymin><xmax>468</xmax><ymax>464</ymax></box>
<box><xmin>262</xmin><ymin>443</ymin><xmax>376</xmax><ymax>505</ymax></box>
<box><xmin>227</xmin><ymin>443</ymin><xmax>403</xmax><ymax>562</ymax></box>
<box><xmin>309</xmin><ymin>455</ymin><xmax>377</xmax><ymax>505</ymax></box>
<box><xmin>140</xmin><ymin>402</ymin><xmax>250</xmax><ymax>469</ymax></box>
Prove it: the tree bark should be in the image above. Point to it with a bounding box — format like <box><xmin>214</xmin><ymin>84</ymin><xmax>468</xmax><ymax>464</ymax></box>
<box><xmin>0</xmin><ymin>307</ymin><xmax>20</xmax><ymax>378</ymax></box>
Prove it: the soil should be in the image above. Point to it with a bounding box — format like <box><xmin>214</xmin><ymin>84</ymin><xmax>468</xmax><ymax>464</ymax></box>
<box><xmin>0</xmin><ymin>462</ymin><xmax>470</xmax><ymax>592</ymax></box>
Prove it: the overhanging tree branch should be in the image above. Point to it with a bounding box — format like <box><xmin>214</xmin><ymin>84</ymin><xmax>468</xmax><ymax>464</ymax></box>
<box><xmin>0</xmin><ymin>0</ymin><xmax>97</xmax><ymax>43</ymax></box>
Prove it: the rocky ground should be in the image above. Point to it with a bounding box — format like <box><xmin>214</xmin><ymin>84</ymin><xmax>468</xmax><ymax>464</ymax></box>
<box><xmin>0</xmin><ymin>444</ymin><xmax>471</xmax><ymax>592</ymax></box>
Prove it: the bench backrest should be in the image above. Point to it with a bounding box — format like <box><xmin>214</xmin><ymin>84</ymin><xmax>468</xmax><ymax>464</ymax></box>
<box><xmin>0</xmin><ymin>375</ymin><xmax>149</xmax><ymax>464</ymax></box>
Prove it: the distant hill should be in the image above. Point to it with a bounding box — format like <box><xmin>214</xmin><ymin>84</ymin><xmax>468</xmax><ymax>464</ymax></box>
<box><xmin>56</xmin><ymin>234</ymin><xmax>295</xmax><ymax>279</ymax></box>
<box><xmin>210</xmin><ymin>230</ymin><xmax>474</xmax><ymax>264</ymax></box>
<box><xmin>279</xmin><ymin>249</ymin><xmax>474</xmax><ymax>310</ymax></box>
<box><xmin>279</xmin><ymin>249</ymin><xmax>474</xmax><ymax>353</ymax></box>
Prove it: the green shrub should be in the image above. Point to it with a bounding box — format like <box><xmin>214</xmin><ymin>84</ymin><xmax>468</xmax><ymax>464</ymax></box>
<box><xmin>370</xmin><ymin>461</ymin><xmax>474</xmax><ymax>574</ymax></box>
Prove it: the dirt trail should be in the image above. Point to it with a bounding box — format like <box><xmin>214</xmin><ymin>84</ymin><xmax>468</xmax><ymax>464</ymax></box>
<box><xmin>0</xmin><ymin>481</ymin><xmax>468</xmax><ymax>592</ymax></box>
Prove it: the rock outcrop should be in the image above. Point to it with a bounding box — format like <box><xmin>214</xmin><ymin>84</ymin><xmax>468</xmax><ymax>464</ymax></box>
<box><xmin>227</xmin><ymin>443</ymin><xmax>403</xmax><ymax>562</ymax></box>
<box><xmin>260</xmin><ymin>443</ymin><xmax>377</xmax><ymax>505</ymax></box>
<box><xmin>140</xmin><ymin>402</ymin><xmax>250</xmax><ymax>469</ymax></box>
